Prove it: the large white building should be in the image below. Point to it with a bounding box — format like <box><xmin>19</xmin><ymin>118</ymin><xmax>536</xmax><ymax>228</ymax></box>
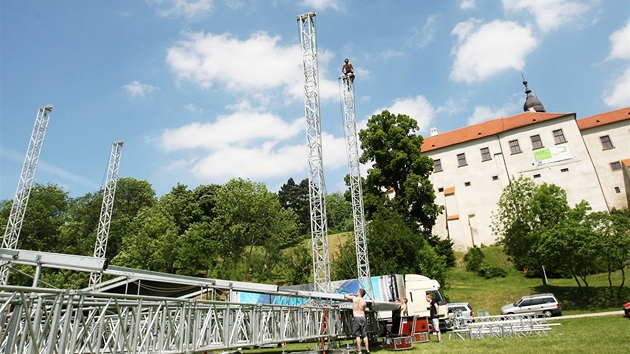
<box><xmin>421</xmin><ymin>86</ymin><xmax>629</xmax><ymax>251</ymax></box>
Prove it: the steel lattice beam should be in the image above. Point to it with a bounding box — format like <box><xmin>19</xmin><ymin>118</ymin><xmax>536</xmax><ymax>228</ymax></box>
<box><xmin>90</xmin><ymin>141</ymin><xmax>124</xmax><ymax>286</ymax></box>
<box><xmin>1</xmin><ymin>105</ymin><xmax>53</xmax><ymax>285</ymax></box>
<box><xmin>338</xmin><ymin>77</ymin><xmax>373</xmax><ymax>299</ymax></box>
<box><xmin>297</xmin><ymin>12</ymin><xmax>330</xmax><ymax>293</ymax></box>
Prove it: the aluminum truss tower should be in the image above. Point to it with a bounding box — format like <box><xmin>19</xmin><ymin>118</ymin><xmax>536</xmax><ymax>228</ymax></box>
<box><xmin>297</xmin><ymin>12</ymin><xmax>331</xmax><ymax>293</ymax></box>
<box><xmin>90</xmin><ymin>141</ymin><xmax>124</xmax><ymax>287</ymax></box>
<box><xmin>1</xmin><ymin>105</ymin><xmax>53</xmax><ymax>285</ymax></box>
<box><xmin>338</xmin><ymin>77</ymin><xmax>372</xmax><ymax>298</ymax></box>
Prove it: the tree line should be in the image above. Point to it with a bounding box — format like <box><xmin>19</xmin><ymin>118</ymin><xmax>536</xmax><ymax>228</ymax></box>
<box><xmin>0</xmin><ymin>110</ymin><xmax>452</xmax><ymax>290</ymax></box>
<box><xmin>492</xmin><ymin>175</ymin><xmax>630</xmax><ymax>298</ymax></box>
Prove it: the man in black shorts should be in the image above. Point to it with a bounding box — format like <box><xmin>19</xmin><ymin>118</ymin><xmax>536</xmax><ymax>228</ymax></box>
<box><xmin>345</xmin><ymin>289</ymin><xmax>370</xmax><ymax>354</ymax></box>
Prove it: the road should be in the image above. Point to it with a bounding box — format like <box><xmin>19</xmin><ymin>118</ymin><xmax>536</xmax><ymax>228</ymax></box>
<box><xmin>552</xmin><ymin>310</ymin><xmax>625</xmax><ymax>319</ymax></box>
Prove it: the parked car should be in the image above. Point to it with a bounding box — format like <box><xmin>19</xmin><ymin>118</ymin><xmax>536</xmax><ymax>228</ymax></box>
<box><xmin>447</xmin><ymin>302</ymin><xmax>474</xmax><ymax>320</ymax></box>
<box><xmin>624</xmin><ymin>301</ymin><xmax>630</xmax><ymax>317</ymax></box>
<box><xmin>445</xmin><ymin>302</ymin><xmax>474</xmax><ymax>329</ymax></box>
<box><xmin>500</xmin><ymin>293</ymin><xmax>562</xmax><ymax>317</ymax></box>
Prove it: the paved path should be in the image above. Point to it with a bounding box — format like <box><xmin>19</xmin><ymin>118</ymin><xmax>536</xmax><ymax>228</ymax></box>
<box><xmin>551</xmin><ymin>310</ymin><xmax>624</xmax><ymax>320</ymax></box>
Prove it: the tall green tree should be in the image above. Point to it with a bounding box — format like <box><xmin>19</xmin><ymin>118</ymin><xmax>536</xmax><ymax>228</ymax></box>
<box><xmin>209</xmin><ymin>178</ymin><xmax>299</xmax><ymax>282</ymax></box>
<box><xmin>493</xmin><ymin>176</ymin><xmax>572</xmax><ymax>284</ymax></box>
<box><xmin>358</xmin><ymin>110</ymin><xmax>441</xmax><ymax>234</ymax></box>
<box><xmin>326</xmin><ymin>191</ymin><xmax>353</xmax><ymax>233</ymax></box>
<box><xmin>357</xmin><ymin>110</ymin><xmax>452</xmax><ymax>267</ymax></box>
<box><xmin>590</xmin><ymin>208</ymin><xmax>630</xmax><ymax>298</ymax></box>
<box><xmin>331</xmin><ymin>208</ymin><xmax>447</xmax><ymax>287</ymax></box>
<box><xmin>278</xmin><ymin>178</ymin><xmax>310</xmax><ymax>235</ymax></box>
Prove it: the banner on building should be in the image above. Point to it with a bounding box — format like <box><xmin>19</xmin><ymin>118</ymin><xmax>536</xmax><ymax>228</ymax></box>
<box><xmin>534</xmin><ymin>144</ymin><xmax>572</xmax><ymax>165</ymax></box>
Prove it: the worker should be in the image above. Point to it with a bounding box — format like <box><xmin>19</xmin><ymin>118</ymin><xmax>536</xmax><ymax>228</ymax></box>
<box><xmin>342</xmin><ymin>58</ymin><xmax>355</xmax><ymax>85</ymax></box>
<box><xmin>345</xmin><ymin>289</ymin><xmax>370</xmax><ymax>354</ymax></box>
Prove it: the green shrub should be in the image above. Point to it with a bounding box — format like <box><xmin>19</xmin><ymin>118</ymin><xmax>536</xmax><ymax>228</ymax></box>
<box><xmin>464</xmin><ymin>246</ymin><xmax>485</xmax><ymax>273</ymax></box>
<box><xmin>479</xmin><ymin>266</ymin><xmax>508</xmax><ymax>279</ymax></box>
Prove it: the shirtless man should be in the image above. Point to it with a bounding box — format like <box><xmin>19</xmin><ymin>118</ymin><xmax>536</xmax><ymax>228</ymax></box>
<box><xmin>345</xmin><ymin>289</ymin><xmax>369</xmax><ymax>354</ymax></box>
<box><xmin>400</xmin><ymin>297</ymin><xmax>409</xmax><ymax>316</ymax></box>
<box><xmin>342</xmin><ymin>58</ymin><xmax>355</xmax><ymax>84</ymax></box>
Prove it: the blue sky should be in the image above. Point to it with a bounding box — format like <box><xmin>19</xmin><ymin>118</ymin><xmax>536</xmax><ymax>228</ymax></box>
<box><xmin>1</xmin><ymin>0</ymin><xmax>628</xmax><ymax>201</ymax></box>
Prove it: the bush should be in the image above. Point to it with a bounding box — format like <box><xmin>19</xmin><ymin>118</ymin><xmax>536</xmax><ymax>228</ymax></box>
<box><xmin>464</xmin><ymin>246</ymin><xmax>485</xmax><ymax>273</ymax></box>
<box><xmin>479</xmin><ymin>266</ymin><xmax>508</xmax><ymax>279</ymax></box>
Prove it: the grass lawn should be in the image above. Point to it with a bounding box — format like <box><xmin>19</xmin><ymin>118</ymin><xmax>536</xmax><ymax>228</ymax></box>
<box><xmin>444</xmin><ymin>246</ymin><xmax>629</xmax><ymax>315</ymax></box>
<box><xmin>246</xmin><ymin>315</ymin><xmax>630</xmax><ymax>354</ymax></box>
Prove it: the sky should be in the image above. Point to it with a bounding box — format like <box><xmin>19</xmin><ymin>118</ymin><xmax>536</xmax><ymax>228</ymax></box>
<box><xmin>1</xmin><ymin>0</ymin><xmax>628</xmax><ymax>201</ymax></box>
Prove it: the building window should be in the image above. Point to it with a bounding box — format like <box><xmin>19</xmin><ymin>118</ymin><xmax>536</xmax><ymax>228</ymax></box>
<box><xmin>553</xmin><ymin>129</ymin><xmax>566</xmax><ymax>144</ymax></box>
<box><xmin>561</xmin><ymin>168</ymin><xmax>569</xmax><ymax>173</ymax></box>
<box><xmin>600</xmin><ymin>135</ymin><xmax>614</xmax><ymax>149</ymax></box>
<box><xmin>611</xmin><ymin>161</ymin><xmax>621</xmax><ymax>171</ymax></box>
<box><xmin>433</xmin><ymin>159</ymin><xmax>443</xmax><ymax>172</ymax></box>
<box><xmin>533</xmin><ymin>174</ymin><xmax>541</xmax><ymax>178</ymax></box>
<box><xmin>438</xmin><ymin>187</ymin><xmax>444</xmax><ymax>192</ymax></box>
<box><xmin>530</xmin><ymin>134</ymin><xmax>543</xmax><ymax>149</ymax></box>
<box><xmin>615</xmin><ymin>186</ymin><xmax>621</xmax><ymax>193</ymax></box>
<box><xmin>480</xmin><ymin>147</ymin><xmax>491</xmax><ymax>161</ymax></box>
<box><xmin>464</xmin><ymin>182</ymin><xmax>471</xmax><ymax>186</ymax></box>
<box><xmin>457</xmin><ymin>153</ymin><xmax>467</xmax><ymax>167</ymax></box>
<box><xmin>492</xmin><ymin>175</ymin><xmax>498</xmax><ymax>180</ymax></box>
<box><xmin>509</xmin><ymin>140</ymin><xmax>521</xmax><ymax>154</ymax></box>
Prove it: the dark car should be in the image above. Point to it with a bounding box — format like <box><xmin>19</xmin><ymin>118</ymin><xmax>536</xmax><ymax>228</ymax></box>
<box><xmin>624</xmin><ymin>301</ymin><xmax>630</xmax><ymax>317</ymax></box>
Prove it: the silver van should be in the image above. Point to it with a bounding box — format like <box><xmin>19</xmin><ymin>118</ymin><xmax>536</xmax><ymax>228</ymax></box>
<box><xmin>500</xmin><ymin>293</ymin><xmax>562</xmax><ymax>317</ymax></box>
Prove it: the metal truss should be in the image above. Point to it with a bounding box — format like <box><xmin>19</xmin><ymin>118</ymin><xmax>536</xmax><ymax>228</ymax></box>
<box><xmin>338</xmin><ymin>76</ymin><xmax>372</xmax><ymax>299</ymax></box>
<box><xmin>90</xmin><ymin>141</ymin><xmax>124</xmax><ymax>286</ymax></box>
<box><xmin>1</xmin><ymin>105</ymin><xmax>53</xmax><ymax>285</ymax></box>
<box><xmin>297</xmin><ymin>11</ymin><xmax>331</xmax><ymax>293</ymax></box>
<box><xmin>0</xmin><ymin>285</ymin><xmax>352</xmax><ymax>354</ymax></box>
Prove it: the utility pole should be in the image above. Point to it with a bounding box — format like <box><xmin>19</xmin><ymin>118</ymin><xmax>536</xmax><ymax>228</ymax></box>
<box><xmin>1</xmin><ymin>105</ymin><xmax>53</xmax><ymax>285</ymax></box>
<box><xmin>297</xmin><ymin>11</ymin><xmax>331</xmax><ymax>293</ymax></box>
<box><xmin>90</xmin><ymin>141</ymin><xmax>124</xmax><ymax>287</ymax></box>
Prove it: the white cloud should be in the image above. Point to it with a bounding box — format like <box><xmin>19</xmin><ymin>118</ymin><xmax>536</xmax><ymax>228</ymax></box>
<box><xmin>299</xmin><ymin>0</ymin><xmax>342</xmax><ymax>11</ymax></box>
<box><xmin>155</xmin><ymin>98</ymin><xmax>350</xmax><ymax>185</ymax></box>
<box><xmin>604</xmin><ymin>67</ymin><xmax>630</xmax><ymax>108</ymax></box>
<box><xmin>467</xmin><ymin>104</ymin><xmax>512</xmax><ymax>125</ymax></box>
<box><xmin>407</xmin><ymin>14</ymin><xmax>439</xmax><ymax>49</ymax></box>
<box><xmin>460</xmin><ymin>0</ymin><xmax>476</xmax><ymax>10</ymax></box>
<box><xmin>607</xmin><ymin>21</ymin><xmax>630</xmax><ymax>61</ymax></box>
<box><xmin>123</xmin><ymin>81</ymin><xmax>158</xmax><ymax>97</ymax></box>
<box><xmin>183</xmin><ymin>103</ymin><xmax>202</xmax><ymax>113</ymax></box>
<box><xmin>502</xmin><ymin>0</ymin><xmax>590</xmax><ymax>33</ymax></box>
<box><xmin>159</xmin><ymin>110</ymin><xmax>303</xmax><ymax>151</ymax></box>
<box><xmin>372</xmin><ymin>95</ymin><xmax>435</xmax><ymax>132</ymax></box>
<box><xmin>166</xmin><ymin>31</ymin><xmax>338</xmax><ymax>103</ymax></box>
<box><xmin>154</xmin><ymin>0</ymin><xmax>214</xmax><ymax>19</ymax></box>
<box><xmin>450</xmin><ymin>19</ymin><xmax>536</xmax><ymax>83</ymax></box>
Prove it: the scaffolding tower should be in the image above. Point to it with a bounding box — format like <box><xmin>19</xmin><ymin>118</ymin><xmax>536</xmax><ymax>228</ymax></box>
<box><xmin>297</xmin><ymin>11</ymin><xmax>331</xmax><ymax>293</ymax></box>
<box><xmin>338</xmin><ymin>76</ymin><xmax>372</xmax><ymax>298</ymax></box>
<box><xmin>90</xmin><ymin>141</ymin><xmax>124</xmax><ymax>287</ymax></box>
<box><xmin>1</xmin><ymin>105</ymin><xmax>53</xmax><ymax>285</ymax></box>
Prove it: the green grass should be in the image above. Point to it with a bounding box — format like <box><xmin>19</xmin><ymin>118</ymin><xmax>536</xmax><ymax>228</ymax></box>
<box><xmin>444</xmin><ymin>246</ymin><xmax>629</xmax><ymax>315</ymax></box>
<box><xmin>245</xmin><ymin>315</ymin><xmax>630</xmax><ymax>354</ymax></box>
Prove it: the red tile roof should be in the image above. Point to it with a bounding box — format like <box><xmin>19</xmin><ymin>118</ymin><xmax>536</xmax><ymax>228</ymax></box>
<box><xmin>422</xmin><ymin>111</ymin><xmax>570</xmax><ymax>153</ymax></box>
<box><xmin>576</xmin><ymin>106</ymin><xmax>630</xmax><ymax>130</ymax></box>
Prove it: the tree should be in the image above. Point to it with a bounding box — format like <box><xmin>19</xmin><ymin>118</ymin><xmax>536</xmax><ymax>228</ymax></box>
<box><xmin>331</xmin><ymin>208</ymin><xmax>448</xmax><ymax>287</ymax></box>
<box><xmin>358</xmin><ymin>110</ymin><xmax>441</xmax><ymax>234</ymax></box>
<box><xmin>278</xmin><ymin>178</ymin><xmax>310</xmax><ymax>235</ymax></box>
<box><xmin>590</xmin><ymin>208</ymin><xmax>630</xmax><ymax>298</ymax></box>
<box><xmin>492</xmin><ymin>176</ymin><xmax>570</xmax><ymax>284</ymax></box>
<box><xmin>357</xmin><ymin>110</ymin><xmax>451</xmax><ymax>267</ymax></box>
<box><xmin>537</xmin><ymin>201</ymin><xmax>599</xmax><ymax>292</ymax></box>
<box><xmin>209</xmin><ymin>178</ymin><xmax>300</xmax><ymax>282</ymax></box>
<box><xmin>326</xmin><ymin>191</ymin><xmax>353</xmax><ymax>233</ymax></box>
